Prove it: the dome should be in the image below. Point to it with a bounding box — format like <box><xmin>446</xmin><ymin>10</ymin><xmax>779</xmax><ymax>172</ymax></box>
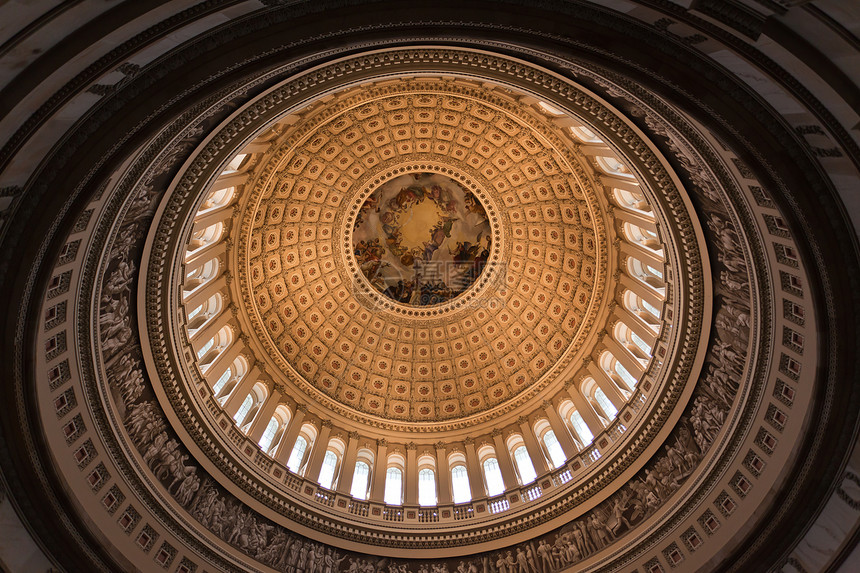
<box><xmin>1</xmin><ymin>2</ymin><xmax>859</xmax><ymax>573</ymax></box>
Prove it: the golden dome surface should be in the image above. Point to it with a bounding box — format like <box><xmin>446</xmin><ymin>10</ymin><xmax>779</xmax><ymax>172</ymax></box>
<box><xmin>236</xmin><ymin>79</ymin><xmax>612</xmax><ymax>426</ymax></box>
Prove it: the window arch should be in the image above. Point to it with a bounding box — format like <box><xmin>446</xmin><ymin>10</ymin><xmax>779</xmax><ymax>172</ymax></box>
<box><xmin>534</xmin><ymin>419</ymin><xmax>566</xmax><ymax>468</ymax></box>
<box><xmin>623</xmin><ymin>289</ymin><xmax>661</xmax><ymax>328</ymax></box>
<box><xmin>448</xmin><ymin>452</ymin><xmax>471</xmax><ymax>504</ymax></box>
<box><xmin>317</xmin><ymin>438</ymin><xmax>345</xmax><ymax>490</ymax></box>
<box><xmin>570</xmin><ymin>410</ymin><xmax>594</xmax><ymax>446</ymax></box>
<box><xmin>235</xmin><ymin>382</ymin><xmax>267</xmax><ymax>432</ymax></box>
<box><xmin>187</xmin><ymin>293</ymin><xmax>223</xmax><ymax>336</ymax></box>
<box><xmin>183</xmin><ymin>257</ymin><xmax>220</xmax><ymax>297</ymax></box>
<box><xmin>286</xmin><ymin>423</ymin><xmax>317</xmax><ymax>476</ymax></box>
<box><xmin>223</xmin><ymin>153</ymin><xmax>248</xmax><ymax>174</ymax></box>
<box><xmin>569</xmin><ymin>124</ymin><xmax>602</xmax><ymax>143</ymax></box>
<box><xmin>186</xmin><ymin>222</ymin><xmax>224</xmax><ymax>259</ymax></box>
<box><xmin>384</xmin><ymin>453</ymin><xmax>406</xmax><ymax>505</ymax></box>
<box><xmin>612</xmin><ymin>187</ymin><xmax>651</xmax><ymax>214</ymax></box>
<box><xmin>628</xmin><ymin>256</ymin><xmax>666</xmax><ymax>294</ymax></box>
<box><xmin>560</xmin><ymin>400</ymin><xmax>595</xmax><ymax>447</ymax></box>
<box><xmin>595</xmin><ymin>155</ymin><xmax>634</xmax><ymax>178</ymax></box>
<box><xmin>478</xmin><ymin>445</ymin><xmax>505</xmax><ymax>497</ymax></box>
<box><xmin>197</xmin><ymin>325</ymin><xmax>233</xmax><ymax>371</ymax></box>
<box><xmin>199</xmin><ymin>185</ymin><xmax>235</xmax><ymax>213</ymax></box>
<box><xmin>417</xmin><ymin>454</ymin><xmax>437</xmax><ymax>506</ymax></box>
<box><xmin>258</xmin><ymin>404</ymin><xmax>291</xmax><ymax>455</ymax></box>
<box><xmin>614</xmin><ymin>322</ymin><xmax>651</xmax><ymax>365</ymax></box>
<box><xmin>213</xmin><ymin>356</ymin><xmax>249</xmax><ymax>403</ymax></box>
<box><xmin>350</xmin><ymin>448</ymin><xmax>374</xmax><ymax>500</ymax></box>
<box><xmin>623</xmin><ymin>222</ymin><xmax>663</xmax><ymax>255</ymax></box>
<box><xmin>506</xmin><ymin>434</ymin><xmax>537</xmax><ymax>485</ymax></box>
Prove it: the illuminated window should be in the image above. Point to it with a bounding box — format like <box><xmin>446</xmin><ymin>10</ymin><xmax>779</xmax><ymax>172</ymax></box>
<box><xmin>451</xmin><ymin>465</ymin><xmax>471</xmax><ymax>503</ymax></box>
<box><xmin>418</xmin><ymin>468</ymin><xmax>437</xmax><ymax>506</ymax></box>
<box><xmin>482</xmin><ymin>458</ymin><xmax>505</xmax><ymax>497</ymax></box>
<box><xmin>615</xmin><ymin>361</ymin><xmax>638</xmax><ymax>390</ymax></box>
<box><xmin>287</xmin><ymin>437</ymin><xmax>307</xmax><ymax>474</ymax></box>
<box><xmin>233</xmin><ymin>395</ymin><xmax>253</xmax><ymax>425</ymax></box>
<box><xmin>384</xmin><ymin>468</ymin><xmax>403</xmax><ymax>505</ymax></box>
<box><xmin>513</xmin><ymin>446</ymin><xmax>537</xmax><ymax>485</ymax></box>
<box><xmin>570</xmin><ymin>411</ymin><xmax>594</xmax><ymax>445</ymax></box>
<box><xmin>258</xmin><ymin>417</ymin><xmax>279</xmax><ymax>451</ymax></box>
<box><xmin>594</xmin><ymin>387</ymin><xmax>618</xmax><ymax>419</ymax></box>
<box><xmin>542</xmin><ymin>430</ymin><xmax>566</xmax><ymax>468</ymax></box>
<box><xmin>351</xmin><ymin>462</ymin><xmax>370</xmax><ymax>500</ymax></box>
<box><xmin>318</xmin><ymin>451</ymin><xmax>338</xmax><ymax>489</ymax></box>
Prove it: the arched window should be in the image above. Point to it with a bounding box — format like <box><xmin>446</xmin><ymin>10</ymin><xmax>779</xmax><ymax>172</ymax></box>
<box><xmin>570</xmin><ymin>410</ymin><xmax>594</xmax><ymax>446</ymax></box>
<box><xmin>186</xmin><ymin>222</ymin><xmax>224</xmax><ymax>257</ymax></box>
<box><xmin>594</xmin><ymin>387</ymin><xmax>618</xmax><ymax>419</ymax></box>
<box><xmin>613</xmin><ymin>187</ymin><xmax>651</xmax><ymax>213</ymax></box>
<box><xmin>569</xmin><ymin>124</ymin><xmax>602</xmax><ymax>143</ymax></box>
<box><xmin>183</xmin><ymin>258</ymin><xmax>220</xmax><ymax>296</ymax></box>
<box><xmin>258</xmin><ymin>417</ymin><xmax>279</xmax><ymax>451</ymax></box>
<box><xmin>418</xmin><ymin>468</ymin><xmax>437</xmax><ymax>506</ymax></box>
<box><xmin>628</xmin><ymin>257</ymin><xmax>665</xmax><ymax>294</ymax></box>
<box><xmin>623</xmin><ymin>290</ymin><xmax>661</xmax><ymax>328</ymax></box>
<box><xmin>199</xmin><ymin>185</ymin><xmax>235</xmax><ymax>213</ymax></box>
<box><xmin>384</xmin><ymin>468</ymin><xmax>403</xmax><ymax>505</ymax></box>
<box><xmin>615</xmin><ymin>360</ymin><xmax>638</xmax><ymax>391</ymax></box>
<box><xmin>451</xmin><ymin>465</ymin><xmax>471</xmax><ymax>503</ymax></box>
<box><xmin>287</xmin><ymin>437</ymin><xmax>307</xmax><ymax>474</ymax></box>
<box><xmin>595</xmin><ymin>155</ymin><xmax>634</xmax><ymax>178</ymax></box>
<box><xmin>187</xmin><ymin>293</ymin><xmax>223</xmax><ymax>335</ymax></box>
<box><xmin>212</xmin><ymin>367</ymin><xmax>232</xmax><ymax>396</ymax></box>
<box><xmin>197</xmin><ymin>326</ymin><xmax>232</xmax><ymax>371</ymax></box>
<box><xmin>234</xmin><ymin>394</ymin><xmax>253</xmax><ymax>426</ymax></box>
<box><xmin>623</xmin><ymin>223</ymin><xmax>662</xmax><ymax>254</ymax></box>
<box><xmin>223</xmin><ymin>153</ymin><xmax>247</xmax><ymax>174</ymax></box>
<box><xmin>542</xmin><ymin>431</ymin><xmax>566</xmax><ymax>468</ymax></box>
<box><xmin>350</xmin><ymin>449</ymin><xmax>374</xmax><ymax>500</ymax></box>
<box><xmin>513</xmin><ymin>446</ymin><xmax>537</xmax><ymax>485</ymax></box>
<box><xmin>482</xmin><ymin>458</ymin><xmax>505</xmax><ymax>497</ymax></box>
<box><xmin>235</xmin><ymin>382</ymin><xmax>267</xmax><ymax>432</ymax></box>
<box><xmin>318</xmin><ymin>451</ymin><xmax>339</xmax><ymax>490</ymax></box>
<box><xmin>351</xmin><ymin>462</ymin><xmax>371</xmax><ymax>500</ymax></box>
<box><xmin>263</xmin><ymin>405</ymin><xmax>291</xmax><ymax>456</ymax></box>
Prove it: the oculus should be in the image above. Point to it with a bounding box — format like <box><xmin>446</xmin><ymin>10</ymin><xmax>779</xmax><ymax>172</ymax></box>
<box><xmin>351</xmin><ymin>172</ymin><xmax>492</xmax><ymax>306</ymax></box>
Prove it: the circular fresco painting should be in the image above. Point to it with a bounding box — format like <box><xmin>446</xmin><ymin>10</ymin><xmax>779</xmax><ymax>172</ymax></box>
<box><xmin>352</xmin><ymin>172</ymin><xmax>492</xmax><ymax>306</ymax></box>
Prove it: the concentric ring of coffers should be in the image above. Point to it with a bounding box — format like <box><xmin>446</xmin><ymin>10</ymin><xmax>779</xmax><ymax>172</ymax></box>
<box><xmin>236</xmin><ymin>81</ymin><xmax>610</xmax><ymax>425</ymax></box>
<box><xmin>143</xmin><ymin>48</ymin><xmax>707</xmax><ymax>552</ymax></box>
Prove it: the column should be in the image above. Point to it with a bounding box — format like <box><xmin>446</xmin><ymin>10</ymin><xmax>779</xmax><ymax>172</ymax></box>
<box><xmin>404</xmin><ymin>443</ymin><xmax>418</xmax><ymax>505</ymax></box>
<box><xmin>598</xmin><ymin>174</ymin><xmax>641</xmax><ymax>194</ymax></box>
<box><xmin>190</xmin><ymin>308</ymin><xmax>233</xmax><ymax>346</ymax></box>
<box><xmin>435</xmin><ymin>442</ymin><xmax>451</xmax><ymax>504</ymax></box>
<box><xmin>543</xmin><ymin>400</ymin><xmax>577</xmax><ymax>458</ymax></box>
<box><xmin>222</xmin><ymin>364</ymin><xmax>259</xmax><ymax>418</ymax></box>
<box><xmin>192</xmin><ymin>209</ymin><xmax>232</xmax><ymax>233</ymax></box>
<box><xmin>491</xmin><ymin>430</ymin><xmax>519</xmax><ymax>490</ymax></box>
<box><xmin>306</xmin><ymin>420</ymin><xmax>332</xmax><ymax>484</ymax></box>
<box><xmin>274</xmin><ymin>404</ymin><xmax>306</xmax><ymax>465</ymax></box>
<box><xmin>620</xmin><ymin>241</ymin><xmax>664</xmax><ymax>271</ymax></box>
<box><xmin>184</xmin><ymin>275</ymin><xmax>227</xmax><ymax>309</ymax></box>
<box><xmin>619</xmin><ymin>273</ymin><xmax>664</xmax><ymax>307</ymax></box>
<box><xmin>204</xmin><ymin>339</ymin><xmax>245</xmax><ymax>389</ymax></box>
<box><xmin>184</xmin><ymin>242</ymin><xmax>226</xmax><ymax>277</ymax></box>
<box><xmin>618</xmin><ymin>308</ymin><xmax>658</xmax><ymax>349</ymax></box>
<box><xmin>463</xmin><ymin>438</ymin><xmax>484</xmax><ymax>500</ymax></box>
<box><xmin>247</xmin><ymin>387</ymin><xmax>282</xmax><ymax>443</ymax></box>
<box><xmin>369</xmin><ymin>439</ymin><xmax>389</xmax><ymax>502</ymax></box>
<box><xmin>603</xmin><ymin>335</ymin><xmax>646</xmax><ymax>379</ymax></box>
<box><xmin>518</xmin><ymin>416</ymin><xmax>549</xmax><ymax>475</ymax></box>
<box><xmin>336</xmin><ymin>432</ymin><xmax>361</xmax><ymax>495</ymax></box>
<box><xmin>613</xmin><ymin>207</ymin><xmax>658</xmax><ymax>234</ymax></box>
<box><xmin>562</xmin><ymin>381</ymin><xmax>604</xmax><ymax>436</ymax></box>
<box><xmin>586</xmin><ymin>359</ymin><xmax>627</xmax><ymax>411</ymax></box>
